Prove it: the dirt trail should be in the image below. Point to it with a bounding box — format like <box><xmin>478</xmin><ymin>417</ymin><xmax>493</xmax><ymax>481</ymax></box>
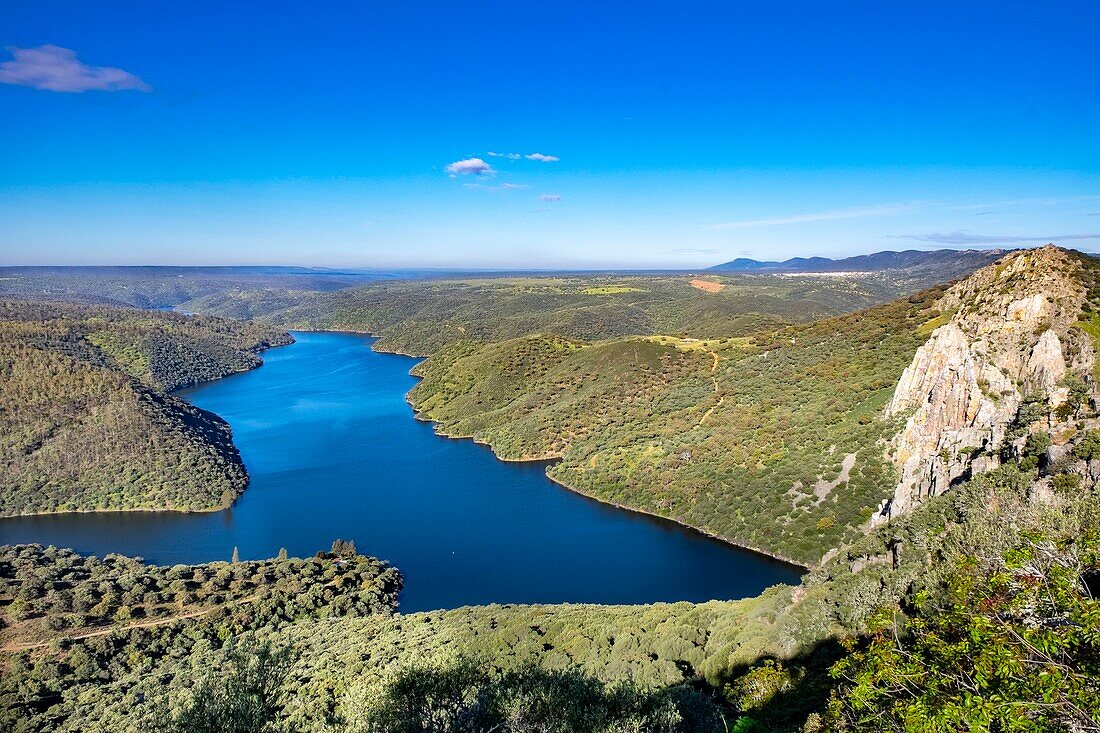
<box><xmin>1</xmin><ymin>593</ymin><xmax>260</xmax><ymax>653</ymax></box>
<box><xmin>695</xmin><ymin>349</ymin><xmax>723</xmax><ymax>427</ymax></box>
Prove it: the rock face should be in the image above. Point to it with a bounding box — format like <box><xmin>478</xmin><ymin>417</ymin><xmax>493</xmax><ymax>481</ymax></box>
<box><xmin>874</xmin><ymin>245</ymin><xmax>1091</xmax><ymax>523</ymax></box>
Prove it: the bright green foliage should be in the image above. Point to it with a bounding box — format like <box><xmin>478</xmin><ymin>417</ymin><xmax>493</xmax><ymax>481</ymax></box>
<box><xmin>827</xmin><ymin>533</ymin><xmax>1100</xmax><ymax>732</ymax></box>
<box><xmin>1073</xmin><ymin>430</ymin><xmax>1100</xmax><ymax>461</ymax></box>
<box><xmin>156</xmin><ymin>642</ymin><xmax>293</xmax><ymax>733</ymax></box>
<box><xmin>344</xmin><ymin>658</ymin><xmax>726</xmax><ymax>733</ymax></box>
<box><xmin>725</xmin><ymin>660</ymin><xmax>798</xmax><ymax>715</ymax></box>
<box><xmin>1020</xmin><ymin>431</ymin><xmax>1052</xmax><ymax>470</ymax></box>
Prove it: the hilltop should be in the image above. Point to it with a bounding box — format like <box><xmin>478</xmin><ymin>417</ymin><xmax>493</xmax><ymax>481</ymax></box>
<box><xmin>708</xmin><ymin>247</ymin><xmax>1005</xmax><ymax>275</ymax></box>
<box><xmin>185</xmin><ymin>262</ymin><xmax>996</xmax><ymax>357</ymax></box>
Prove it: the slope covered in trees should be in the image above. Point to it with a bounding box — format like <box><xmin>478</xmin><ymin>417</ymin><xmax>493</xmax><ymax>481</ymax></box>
<box><xmin>0</xmin><ymin>266</ymin><xmax>394</xmax><ymax>309</ymax></box>
<box><xmin>408</xmin><ymin>287</ymin><xmax>946</xmax><ymax>565</ymax></box>
<box><xmin>0</xmin><ymin>300</ymin><xmax>291</xmax><ymax>515</ymax></box>
<box><xmin>183</xmin><ymin>270</ymin><xmax>974</xmax><ymax>356</ymax></box>
<box><xmin>0</xmin><ymin>542</ymin><xmax>403</xmax><ymax>732</ymax></box>
<box><xmin>408</xmin><ymin>247</ymin><xmax>1100</xmax><ymax>568</ymax></box>
<box><xmin>3</xmin><ymin>455</ymin><xmax>1096</xmax><ymax>732</ymax></box>
<box><xmin>4</xmin><ymin>248</ymin><xmax>1100</xmax><ymax>731</ymax></box>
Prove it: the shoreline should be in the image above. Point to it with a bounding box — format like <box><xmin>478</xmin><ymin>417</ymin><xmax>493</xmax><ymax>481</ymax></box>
<box><xmin>2</xmin><ymin>333</ymin><xmax>297</xmax><ymax>521</ymax></box>
<box><xmin>0</xmin><ymin>501</ymin><xmax>233</xmax><ymax>520</ymax></box>
<box><xmin>403</xmin><ymin>389</ymin><xmax>809</xmax><ymax>572</ymax></box>
<box><xmin>8</xmin><ymin>325</ymin><xmax>807</xmax><ymax>572</ymax></box>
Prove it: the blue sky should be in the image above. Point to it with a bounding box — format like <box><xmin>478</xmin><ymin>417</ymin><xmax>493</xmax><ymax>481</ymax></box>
<box><xmin>2</xmin><ymin>2</ymin><xmax>1099</xmax><ymax>268</ymax></box>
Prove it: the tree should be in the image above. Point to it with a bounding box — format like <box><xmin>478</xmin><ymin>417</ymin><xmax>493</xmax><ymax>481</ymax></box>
<box><xmin>342</xmin><ymin>658</ymin><xmax>723</xmax><ymax>733</ymax></box>
<box><xmin>827</xmin><ymin>530</ymin><xmax>1100</xmax><ymax>731</ymax></box>
<box><xmin>156</xmin><ymin>642</ymin><xmax>293</xmax><ymax>733</ymax></box>
<box><xmin>330</xmin><ymin>539</ymin><xmax>357</xmax><ymax>557</ymax></box>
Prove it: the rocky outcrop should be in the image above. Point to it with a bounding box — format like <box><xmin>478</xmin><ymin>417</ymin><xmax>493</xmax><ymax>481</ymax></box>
<box><xmin>874</xmin><ymin>245</ymin><xmax>1092</xmax><ymax>523</ymax></box>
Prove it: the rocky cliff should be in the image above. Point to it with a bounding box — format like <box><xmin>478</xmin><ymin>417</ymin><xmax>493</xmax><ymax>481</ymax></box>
<box><xmin>874</xmin><ymin>245</ymin><xmax>1097</xmax><ymax>522</ymax></box>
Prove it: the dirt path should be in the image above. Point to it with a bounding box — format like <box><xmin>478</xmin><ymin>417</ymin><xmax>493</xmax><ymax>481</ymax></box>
<box><xmin>1</xmin><ymin>593</ymin><xmax>261</xmax><ymax>653</ymax></box>
<box><xmin>695</xmin><ymin>349</ymin><xmax>723</xmax><ymax>428</ymax></box>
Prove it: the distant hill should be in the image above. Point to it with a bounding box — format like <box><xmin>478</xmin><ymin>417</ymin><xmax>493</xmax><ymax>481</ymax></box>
<box><xmin>709</xmin><ymin>248</ymin><xmax>1006</xmax><ymax>274</ymax></box>
<box><xmin>0</xmin><ymin>266</ymin><xmax>446</xmax><ymax>309</ymax></box>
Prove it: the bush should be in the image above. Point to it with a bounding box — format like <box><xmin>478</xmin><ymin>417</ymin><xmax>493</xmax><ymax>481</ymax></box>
<box><xmin>827</xmin><ymin>531</ymin><xmax>1100</xmax><ymax>731</ymax></box>
<box><xmin>344</xmin><ymin>658</ymin><xmax>727</xmax><ymax>733</ymax></box>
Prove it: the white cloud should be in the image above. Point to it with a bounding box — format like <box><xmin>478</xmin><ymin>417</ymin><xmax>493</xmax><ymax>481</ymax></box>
<box><xmin>446</xmin><ymin>158</ymin><xmax>494</xmax><ymax>176</ymax></box>
<box><xmin>526</xmin><ymin>153</ymin><xmax>559</xmax><ymax>162</ymax></box>
<box><xmin>538</xmin><ymin>194</ymin><xmax>561</xmax><ymax>202</ymax></box>
<box><xmin>0</xmin><ymin>44</ymin><xmax>150</xmax><ymax>92</ymax></box>
<box><xmin>488</xmin><ymin>151</ymin><xmax>522</xmax><ymax>160</ymax></box>
<box><xmin>500</xmin><ymin>183</ymin><xmax>528</xmax><ymax>189</ymax></box>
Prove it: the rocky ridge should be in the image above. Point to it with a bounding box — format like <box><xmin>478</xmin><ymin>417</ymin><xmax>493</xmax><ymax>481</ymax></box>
<box><xmin>874</xmin><ymin>245</ymin><xmax>1097</xmax><ymax>522</ymax></box>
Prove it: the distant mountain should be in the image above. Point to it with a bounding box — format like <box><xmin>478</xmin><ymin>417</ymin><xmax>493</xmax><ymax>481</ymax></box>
<box><xmin>709</xmin><ymin>248</ymin><xmax>1007</xmax><ymax>274</ymax></box>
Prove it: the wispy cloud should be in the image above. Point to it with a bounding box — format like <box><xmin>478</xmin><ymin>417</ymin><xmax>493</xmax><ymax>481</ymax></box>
<box><xmin>707</xmin><ymin>203</ymin><xmax>919</xmax><ymax>230</ymax></box>
<box><xmin>892</xmin><ymin>231</ymin><xmax>1100</xmax><ymax>245</ymax></box>
<box><xmin>663</xmin><ymin>247</ymin><xmax>721</xmax><ymax>254</ymax></box>
<box><xmin>446</xmin><ymin>158</ymin><xmax>494</xmax><ymax>176</ymax></box>
<box><xmin>486</xmin><ymin>151</ymin><xmax>560</xmax><ymax>162</ymax></box>
<box><xmin>463</xmin><ymin>182</ymin><xmax>527</xmax><ymax>191</ymax></box>
<box><xmin>538</xmin><ymin>194</ymin><xmax>561</xmax><ymax>202</ymax></box>
<box><xmin>944</xmin><ymin>195</ymin><xmax>1100</xmax><ymax>211</ymax></box>
<box><xmin>0</xmin><ymin>45</ymin><xmax>150</xmax><ymax>92</ymax></box>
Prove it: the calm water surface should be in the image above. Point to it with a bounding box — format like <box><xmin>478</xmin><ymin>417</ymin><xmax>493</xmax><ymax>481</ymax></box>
<box><xmin>0</xmin><ymin>332</ymin><xmax>801</xmax><ymax>611</ymax></box>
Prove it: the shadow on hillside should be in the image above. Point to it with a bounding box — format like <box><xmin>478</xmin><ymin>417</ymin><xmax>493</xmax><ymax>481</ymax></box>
<box><xmin>714</xmin><ymin>637</ymin><xmax>848</xmax><ymax>732</ymax></box>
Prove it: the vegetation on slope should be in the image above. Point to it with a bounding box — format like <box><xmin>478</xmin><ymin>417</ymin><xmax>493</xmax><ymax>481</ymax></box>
<box><xmin>0</xmin><ymin>299</ymin><xmax>291</xmax><ymax>515</ymax></box>
<box><xmin>409</xmin><ymin>287</ymin><xmax>947</xmax><ymax>564</ymax></box>
<box><xmin>0</xmin><ymin>541</ymin><xmax>402</xmax><ymax>732</ymax></box>
<box><xmin>186</xmin><ymin>273</ymin><xmax>947</xmax><ymax>356</ymax></box>
<box><xmin>4</xmin><ymin>249</ymin><xmax>1099</xmax><ymax>731</ymax></box>
<box><xmin>4</xmin><ymin>455</ymin><xmax>1096</xmax><ymax>732</ymax></box>
<box><xmin>0</xmin><ymin>266</ymin><xmax>390</xmax><ymax>309</ymax></box>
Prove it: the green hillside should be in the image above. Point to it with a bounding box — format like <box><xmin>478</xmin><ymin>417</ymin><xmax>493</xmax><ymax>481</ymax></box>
<box><xmin>409</xmin><ymin>286</ymin><xmax>946</xmax><ymax>564</ymax></box>
<box><xmin>184</xmin><ymin>272</ymin><xmax>947</xmax><ymax>356</ymax></box>
<box><xmin>0</xmin><ymin>300</ymin><xmax>291</xmax><ymax>515</ymax></box>
<box><xmin>4</xmin><ymin>458</ymin><xmax>1096</xmax><ymax>732</ymax></box>
<box><xmin>4</xmin><ymin>249</ymin><xmax>1099</xmax><ymax>732</ymax></box>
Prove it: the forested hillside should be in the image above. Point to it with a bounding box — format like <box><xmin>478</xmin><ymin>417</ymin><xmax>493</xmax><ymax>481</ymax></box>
<box><xmin>2</xmin><ymin>249</ymin><xmax>1099</xmax><ymax>731</ymax></box>
<box><xmin>408</xmin><ymin>247</ymin><xmax>1100</xmax><ymax>569</ymax></box>
<box><xmin>3</xmin><ymin>455</ymin><xmax>1096</xmax><ymax>732</ymax></box>
<box><xmin>0</xmin><ymin>542</ymin><xmax>404</xmax><ymax>732</ymax></box>
<box><xmin>0</xmin><ymin>300</ymin><xmax>291</xmax><ymax>515</ymax></box>
<box><xmin>408</xmin><ymin>287</ymin><xmax>945</xmax><ymax>564</ymax></box>
<box><xmin>0</xmin><ymin>266</ymin><xmax>394</xmax><ymax>309</ymax></box>
<box><xmin>183</xmin><ymin>270</ymin><xmax>966</xmax><ymax>356</ymax></box>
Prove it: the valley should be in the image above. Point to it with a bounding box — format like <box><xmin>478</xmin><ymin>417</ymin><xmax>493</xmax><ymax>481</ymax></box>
<box><xmin>2</xmin><ymin>247</ymin><xmax>1099</xmax><ymax>731</ymax></box>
